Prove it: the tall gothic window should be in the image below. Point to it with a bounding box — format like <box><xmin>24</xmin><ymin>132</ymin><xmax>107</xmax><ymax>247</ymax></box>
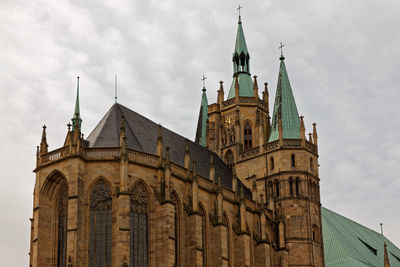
<box><xmin>291</xmin><ymin>154</ymin><xmax>296</xmax><ymax>168</ymax></box>
<box><xmin>289</xmin><ymin>178</ymin><xmax>294</xmax><ymax>197</ymax></box>
<box><xmin>275</xmin><ymin>180</ymin><xmax>280</xmax><ymax>198</ymax></box>
<box><xmin>225</xmin><ymin>150</ymin><xmax>234</xmax><ymax>170</ymax></box>
<box><xmin>244</xmin><ymin>122</ymin><xmax>252</xmax><ymax>150</ymax></box>
<box><xmin>130</xmin><ymin>183</ymin><xmax>149</xmax><ymax>267</ymax></box>
<box><xmin>270</xmin><ymin>157</ymin><xmax>274</xmax><ymax>170</ymax></box>
<box><xmin>171</xmin><ymin>194</ymin><xmax>180</xmax><ymax>267</ymax></box>
<box><xmin>56</xmin><ymin>185</ymin><xmax>68</xmax><ymax>267</ymax></box>
<box><xmin>89</xmin><ymin>180</ymin><xmax>112</xmax><ymax>267</ymax></box>
<box><xmin>295</xmin><ymin>178</ymin><xmax>300</xmax><ymax>197</ymax></box>
<box><xmin>199</xmin><ymin>207</ymin><xmax>206</xmax><ymax>267</ymax></box>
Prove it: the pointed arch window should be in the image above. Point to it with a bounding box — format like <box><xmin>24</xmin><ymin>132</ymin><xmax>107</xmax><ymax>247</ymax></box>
<box><xmin>89</xmin><ymin>180</ymin><xmax>112</xmax><ymax>267</ymax></box>
<box><xmin>310</xmin><ymin>157</ymin><xmax>314</xmax><ymax>171</ymax></box>
<box><xmin>130</xmin><ymin>183</ymin><xmax>149</xmax><ymax>267</ymax></box>
<box><xmin>270</xmin><ymin>157</ymin><xmax>274</xmax><ymax>171</ymax></box>
<box><xmin>275</xmin><ymin>180</ymin><xmax>280</xmax><ymax>198</ymax></box>
<box><xmin>199</xmin><ymin>206</ymin><xmax>207</xmax><ymax>267</ymax></box>
<box><xmin>291</xmin><ymin>154</ymin><xmax>296</xmax><ymax>168</ymax></box>
<box><xmin>244</xmin><ymin>122</ymin><xmax>252</xmax><ymax>150</ymax></box>
<box><xmin>225</xmin><ymin>150</ymin><xmax>234</xmax><ymax>170</ymax></box>
<box><xmin>171</xmin><ymin>194</ymin><xmax>180</xmax><ymax>267</ymax></box>
<box><xmin>289</xmin><ymin>178</ymin><xmax>294</xmax><ymax>197</ymax></box>
<box><xmin>56</xmin><ymin>185</ymin><xmax>68</xmax><ymax>267</ymax></box>
<box><xmin>295</xmin><ymin>178</ymin><xmax>300</xmax><ymax>197</ymax></box>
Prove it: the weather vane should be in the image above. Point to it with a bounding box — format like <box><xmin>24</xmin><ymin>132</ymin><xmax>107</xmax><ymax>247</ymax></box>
<box><xmin>201</xmin><ymin>74</ymin><xmax>207</xmax><ymax>89</ymax></box>
<box><xmin>237</xmin><ymin>5</ymin><xmax>243</xmax><ymax>16</ymax></box>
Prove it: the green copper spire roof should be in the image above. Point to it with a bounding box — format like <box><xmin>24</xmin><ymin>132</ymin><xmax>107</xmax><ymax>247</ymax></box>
<box><xmin>195</xmin><ymin>87</ymin><xmax>208</xmax><ymax>147</ymax></box>
<box><xmin>71</xmin><ymin>77</ymin><xmax>82</xmax><ymax>130</ymax></box>
<box><xmin>227</xmin><ymin>16</ymin><xmax>253</xmax><ymax>99</ymax></box>
<box><xmin>268</xmin><ymin>54</ymin><xmax>300</xmax><ymax>142</ymax></box>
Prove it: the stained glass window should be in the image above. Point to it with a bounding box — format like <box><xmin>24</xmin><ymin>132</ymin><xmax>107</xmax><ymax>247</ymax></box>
<box><xmin>130</xmin><ymin>183</ymin><xmax>149</xmax><ymax>267</ymax></box>
<box><xmin>89</xmin><ymin>180</ymin><xmax>112</xmax><ymax>267</ymax></box>
<box><xmin>171</xmin><ymin>194</ymin><xmax>179</xmax><ymax>267</ymax></box>
<box><xmin>56</xmin><ymin>185</ymin><xmax>68</xmax><ymax>267</ymax></box>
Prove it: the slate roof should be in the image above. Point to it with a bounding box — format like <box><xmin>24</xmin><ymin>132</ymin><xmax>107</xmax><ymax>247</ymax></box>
<box><xmin>86</xmin><ymin>103</ymin><xmax>251</xmax><ymax>197</ymax></box>
<box><xmin>322</xmin><ymin>207</ymin><xmax>400</xmax><ymax>267</ymax></box>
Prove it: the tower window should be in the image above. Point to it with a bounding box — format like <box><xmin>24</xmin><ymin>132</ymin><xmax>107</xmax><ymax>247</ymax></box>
<box><xmin>275</xmin><ymin>180</ymin><xmax>280</xmax><ymax>198</ymax></box>
<box><xmin>270</xmin><ymin>157</ymin><xmax>274</xmax><ymax>171</ymax></box>
<box><xmin>289</xmin><ymin>178</ymin><xmax>294</xmax><ymax>197</ymax></box>
<box><xmin>225</xmin><ymin>150</ymin><xmax>234</xmax><ymax>170</ymax></box>
<box><xmin>295</xmin><ymin>178</ymin><xmax>300</xmax><ymax>196</ymax></box>
<box><xmin>244</xmin><ymin>122</ymin><xmax>252</xmax><ymax>150</ymax></box>
<box><xmin>291</xmin><ymin>154</ymin><xmax>295</xmax><ymax>168</ymax></box>
<box><xmin>268</xmin><ymin>181</ymin><xmax>273</xmax><ymax>199</ymax></box>
<box><xmin>310</xmin><ymin>158</ymin><xmax>313</xmax><ymax>171</ymax></box>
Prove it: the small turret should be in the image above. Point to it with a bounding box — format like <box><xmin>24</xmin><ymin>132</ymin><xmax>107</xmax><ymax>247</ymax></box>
<box><xmin>217</xmin><ymin>81</ymin><xmax>224</xmax><ymax>105</ymax></box>
<box><xmin>71</xmin><ymin>77</ymin><xmax>82</xmax><ymax>131</ymax></box>
<box><xmin>39</xmin><ymin>125</ymin><xmax>48</xmax><ymax>155</ymax></box>
<box><xmin>253</xmin><ymin>75</ymin><xmax>259</xmax><ymax>100</ymax></box>
<box><xmin>300</xmin><ymin>116</ymin><xmax>306</xmax><ymax>141</ymax></box>
<box><xmin>313</xmin><ymin>123</ymin><xmax>318</xmax><ymax>146</ymax></box>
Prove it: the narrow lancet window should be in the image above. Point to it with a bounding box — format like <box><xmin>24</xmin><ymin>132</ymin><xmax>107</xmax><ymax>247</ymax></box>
<box><xmin>295</xmin><ymin>178</ymin><xmax>300</xmax><ymax>197</ymax></box>
<box><xmin>225</xmin><ymin>150</ymin><xmax>234</xmax><ymax>170</ymax></box>
<box><xmin>270</xmin><ymin>157</ymin><xmax>274</xmax><ymax>171</ymax></box>
<box><xmin>289</xmin><ymin>178</ymin><xmax>294</xmax><ymax>197</ymax></box>
<box><xmin>171</xmin><ymin>194</ymin><xmax>180</xmax><ymax>266</ymax></box>
<box><xmin>244</xmin><ymin>122</ymin><xmax>252</xmax><ymax>150</ymax></box>
<box><xmin>130</xmin><ymin>183</ymin><xmax>149</xmax><ymax>267</ymax></box>
<box><xmin>291</xmin><ymin>154</ymin><xmax>295</xmax><ymax>168</ymax></box>
<box><xmin>56</xmin><ymin>185</ymin><xmax>68</xmax><ymax>267</ymax></box>
<box><xmin>89</xmin><ymin>180</ymin><xmax>112</xmax><ymax>267</ymax></box>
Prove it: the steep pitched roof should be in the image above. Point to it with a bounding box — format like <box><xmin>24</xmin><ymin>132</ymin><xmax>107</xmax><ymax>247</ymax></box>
<box><xmin>86</xmin><ymin>103</ymin><xmax>252</xmax><ymax>197</ymax></box>
<box><xmin>227</xmin><ymin>73</ymin><xmax>254</xmax><ymax>99</ymax></box>
<box><xmin>234</xmin><ymin>16</ymin><xmax>248</xmax><ymax>56</ymax></box>
<box><xmin>195</xmin><ymin>88</ymin><xmax>208</xmax><ymax>147</ymax></box>
<box><xmin>268</xmin><ymin>55</ymin><xmax>300</xmax><ymax>142</ymax></box>
<box><xmin>322</xmin><ymin>207</ymin><xmax>400</xmax><ymax>267</ymax></box>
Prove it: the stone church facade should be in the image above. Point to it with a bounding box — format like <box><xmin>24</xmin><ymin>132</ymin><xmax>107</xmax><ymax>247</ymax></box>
<box><xmin>29</xmin><ymin>15</ymin><xmax>324</xmax><ymax>267</ymax></box>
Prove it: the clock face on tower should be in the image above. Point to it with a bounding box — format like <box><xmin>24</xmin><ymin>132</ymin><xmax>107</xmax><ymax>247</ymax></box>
<box><xmin>224</xmin><ymin>114</ymin><xmax>235</xmax><ymax>129</ymax></box>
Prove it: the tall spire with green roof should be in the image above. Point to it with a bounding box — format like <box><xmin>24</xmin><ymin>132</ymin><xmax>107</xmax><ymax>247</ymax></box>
<box><xmin>227</xmin><ymin>12</ymin><xmax>254</xmax><ymax>99</ymax></box>
<box><xmin>268</xmin><ymin>51</ymin><xmax>300</xmax><ymax>142</ymax></box>
<box><xmin>71</xmin><ymin>76</ymin><xmax>82</xmax><ymax>131</ymax></box>
<box><xmin>195</xmin><ymin>77</ymin><xmax>209</xmax><ymax>147</ymax></box>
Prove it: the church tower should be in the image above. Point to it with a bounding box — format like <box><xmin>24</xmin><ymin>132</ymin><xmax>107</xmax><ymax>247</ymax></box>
<box><xmin>204</xmin><ymin>14</ymin><xmax>324</xmax><ymax>267</ymax></box>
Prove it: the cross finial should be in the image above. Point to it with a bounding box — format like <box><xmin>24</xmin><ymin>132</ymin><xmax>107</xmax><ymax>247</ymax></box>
<box><xmin>114</xmin><ymin>74</ymin><xmax>118</xmax><ymax>103</ymax></box>
<box><xmin>201</xmin><ymin>74</ymin><xmax>207</xmax><ymax>91</ymax></box>
<box><xmin>237</xmin><ymin>5</ymin><xmax>243</xmax><ymax>17</ymax></box>
<box><xmin>279</xmin><ymin>42</ymin><xmax>285</xmax><ymax>55</ymax></box>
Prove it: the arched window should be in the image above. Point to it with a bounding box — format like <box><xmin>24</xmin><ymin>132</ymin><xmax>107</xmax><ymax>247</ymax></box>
<box><xmin>275</xmin><ymin>180</ymin><xmax>280</xmax><ymax>198</ymax></box>
<box><xmin>268</xmin><ymin>181</ymin><xmax>273</xmax><ymax>199</ymax></box>
<box><xmin>56</xmin><ymin>185</ymin><xmax>68</xmax><ymax>267</ymax></box>
<box><xmin>291</xmin><ymin>154</ymin><xmax>295</xmax><ymax>168</ymax></box>
<box><xmin>270</xmin><ymin>157</ymin><xmax>274</xmax><ymax>171</ymax></box>
<box><xmin>289</xmin><ymin>178</ymin><xmax>294</xmax><ymax>197</ymax></box>
<box><xmin>244</xmin><ymin>122</ymin><xmax>252</xmax><ymax>150</ymax></box>
<box><xmin>225</xmin><ymin>150</ymin><xmax>234</xmax><ymax>170</ymax></box>
<box><xmin>130</xmin><ymin>183</ymin><xmax>149</xmax><ymax>267</ymax></box>
<box><xmin>310</xmin><ymin>157</ymin><xmax>313</xmax><ymax>171</ymax></box>
<box><xmin>171</xmin><ymin>193</ymin><xmax>180</xmax><ymax>267</ymax></box>
<box><xmin>199</xmin><ymin>206</ymin><xmax>207</xmax><ymax>267</ymax></box>
<box><xmin>295</xmin><ymin>178</ymin><xmax>300</xmax><ymax>197</ymax></box>
<box><xmin>309</xmin><ymin>181</ymin><xmax>313</xmax><ymax>200</ymax></box>
<box><xmin>312</xmin><ymin>225</ymin><xmax>319</xmax><ymax>242</ymax></box>
<box><xmin>89</xmin><ymin>180</ymin><xmax>112</xmax><ymax>267</ymax></box>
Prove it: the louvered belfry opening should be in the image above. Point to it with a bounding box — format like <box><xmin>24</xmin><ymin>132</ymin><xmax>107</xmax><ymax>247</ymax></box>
<box><xmin>243</xmin><ymin>122</ymin><xmax>252</xmax><ymax>150</ymax></box>
<box><xmin>56</xmin><ymin>185</ymin><xmax>68</xmax><ymax>267</ymax></box>
<box><xmin>89</xmin><ymin>180</ymin><xmax>112</xmax><ymax>267</ymax></box>
<box><xmin>130</xmin><ymin>182</ymin><xmax>149</xmax><ymax>267</ymax></box>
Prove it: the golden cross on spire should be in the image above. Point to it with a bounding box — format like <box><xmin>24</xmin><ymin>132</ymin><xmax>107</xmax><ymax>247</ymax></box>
<box><xmin>201</xmin><ymin>74</ymin><xmax>207</xmax><ymax>89</ymax></box>
<box><xmin>237</xmin><ymin>5</ymin><xmax>243</xmax><ymax>16</ymax></box>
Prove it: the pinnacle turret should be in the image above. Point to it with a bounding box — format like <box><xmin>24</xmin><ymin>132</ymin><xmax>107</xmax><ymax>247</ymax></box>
<box><xmin>195</xmin><ymin>77</ymin><xmax>209</xmax><ymax>147</ymax></box>
<box><xmin>71</xmin><ymin>77</ymin><xmax>82</xmax><ymax>131</ymax></box>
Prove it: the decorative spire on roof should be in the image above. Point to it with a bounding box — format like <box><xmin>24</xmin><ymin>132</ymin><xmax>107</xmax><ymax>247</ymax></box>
<box><xmin>227</xmin><ymin>8</ymin><xmax>254</xmax><ymax>99</ymax></box>
<box><xmin>39</xmin><ymin>125</ymin><xmax>48</xmax><ymax>155</ymax></box>
<box><xmin>195</xmin><ymin>75</ymin><xmax>209</xmax><ymax>147</ymax></box>
<box><xmin>71</xmin><ymin>77</ymin><xmax>82</xmax><ymax>131</ymax></box>
<box><xmin>268</xmin><ymin>46</ymin><xmax>301</xmax><ymax>142</ymax></box>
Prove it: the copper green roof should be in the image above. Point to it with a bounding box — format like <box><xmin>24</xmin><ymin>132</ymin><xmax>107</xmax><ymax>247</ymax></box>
<box><xmin>71</xmin><ymin>77</ymin><xmax>82</xmax><ymax>130</ymax></box>
<box><xmin>227</xmin><ymin>16</ymin><xmax>253</xmax><ymax>100</ymax></box>
<box><xmin>322</xmin><ymin>207</ymin><xmax>400</xmax><ymax>267</ymax></box>
<box><xmin>195</xmin><ymin>88</ymin><xmax>208</xmax><ymax>147</ymax></box>
<box><xmin>268</xmin><ymin>55</ymin><xmax>300</xmax><ymax>141</ymax></box>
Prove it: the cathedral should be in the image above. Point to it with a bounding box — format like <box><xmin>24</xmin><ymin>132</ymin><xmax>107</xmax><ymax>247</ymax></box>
<box><xmin>29</xmin><ymin>14</ymin><xmax>400</xmax><ymax>267</ymax></box>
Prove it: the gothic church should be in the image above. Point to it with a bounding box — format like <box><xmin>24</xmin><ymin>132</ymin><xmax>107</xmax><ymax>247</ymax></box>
<box><xmin>29</xmin><ymin>13</ymin><xmax>400</xmax><ymax>267</ymax></box>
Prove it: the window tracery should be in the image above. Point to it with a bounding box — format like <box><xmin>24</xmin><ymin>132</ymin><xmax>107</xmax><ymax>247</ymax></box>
<box><xmin>56</xmin><ymin>185</ymin><xmax>68</xmax><ymax>267</ymax></box>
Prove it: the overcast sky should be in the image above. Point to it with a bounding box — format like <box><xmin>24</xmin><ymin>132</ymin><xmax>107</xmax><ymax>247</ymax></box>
<box><xmin>1</xmin><ymin>0</ymin><xmax>400</xmax><ymax>265</ymax></box>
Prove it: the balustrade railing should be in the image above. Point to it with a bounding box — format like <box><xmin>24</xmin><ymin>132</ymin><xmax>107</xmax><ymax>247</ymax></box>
<box><xmin>85</xmin><ymin>148</ymin><xmax>120</xmax><ymax>160</ymax></box>
<box><xmin>40</xmin><ymin>146</ymin><xmax>69</xmax><ymax>164</ymax></box>
<box><xmin>263</xmin><ymin>141</ymin><xmax>279</xmax><ymax>152</ymax></box>
<box><xmin>239</xmin><ymin>146</ymin><xmax>260</xmax><ymax>160</ymax></box>
<box><xmin>127</xmin><ymin>150</ymin><xmax>158</xmax><ymax>167</ymax></box>
<box><xmin>222</xmin><ymin>98</ymin><xmax>235</xmax><ymax>108</ymax></box>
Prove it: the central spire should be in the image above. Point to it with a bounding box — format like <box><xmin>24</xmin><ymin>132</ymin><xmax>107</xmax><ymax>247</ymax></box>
<box><xmin>227</xmin><ymin>13</ymin><xmax>253</xmax><ymax>99</ymax></box>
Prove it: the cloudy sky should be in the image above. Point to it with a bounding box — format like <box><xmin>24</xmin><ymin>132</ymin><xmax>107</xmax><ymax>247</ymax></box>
<box><xmin>1</xmin><ymin>0</ymin><xmax>400</xmax><ymax>265</ymax></box>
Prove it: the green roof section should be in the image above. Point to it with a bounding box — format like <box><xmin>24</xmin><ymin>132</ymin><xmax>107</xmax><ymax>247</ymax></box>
<box><xmin>322</xmin><ymin>207</ymin><xmax>400</xmax><ymax>267</ymax></box>
<box><xmin>71</xmin><ymin>76</ymin><xmax>82</xmax><ymax>130</ymax></box>
<box><xmin>234</xmin><ymin>16</ymin><xmax>248</xmax><ymax>56</ymax></box>
<box><xmin>227</xmin><ymin>16</ymin><xmax>253</xmax><ymax>100</ymax></box>
<box><xmin>268</xmin><ymin>55</ymin><xmax>300</xmax><ymax>142</ymax></box>
<box><xmin>195</xmin><ymin>87</ymin><xmax>208</xmax><ymax>147</ymax></box>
